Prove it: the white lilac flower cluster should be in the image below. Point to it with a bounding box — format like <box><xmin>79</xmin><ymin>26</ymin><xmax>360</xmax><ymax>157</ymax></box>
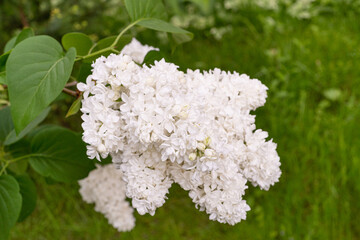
<box><xmin>78</xmin><ymin>39</ymin><xmax>281</xmax><ymax>230</ymax></box>
<box><xmin>78</xmin><ymin>164</ymin><xmax>135</xmax><ymax>231</ymax></box>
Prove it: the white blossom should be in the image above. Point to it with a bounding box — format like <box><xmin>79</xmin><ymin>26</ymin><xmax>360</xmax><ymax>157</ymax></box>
<box><xmin>121</xmin><ymin>38</ymin><xmax>159</xmax><ymax>63</ymax></box>
<box><xmin>78</xmin><ymin>41</ymin><xmax>281</xmax><ymax>229</ymax></box>
<box><xmin>78</xmin><ymin>164</ymin><xmax>135</xmax><ymax>232</ymax></box>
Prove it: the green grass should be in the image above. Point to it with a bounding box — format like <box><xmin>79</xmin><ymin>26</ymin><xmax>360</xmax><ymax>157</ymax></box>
<box><xmin>11</xmin><ymin>11</ymin><xmax>360</xmax><ymax>240</ymax></box>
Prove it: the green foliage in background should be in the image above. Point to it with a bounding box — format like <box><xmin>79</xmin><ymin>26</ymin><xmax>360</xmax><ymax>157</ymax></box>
<box><xmin>0</xmin><ymin>0</ymin><xmax>190</xmax><ymax>239</ymax></box>
<box><xmin>1</xmin><ymin>0</ymin><xmax>359</xmax><ymax>239</ymax></box>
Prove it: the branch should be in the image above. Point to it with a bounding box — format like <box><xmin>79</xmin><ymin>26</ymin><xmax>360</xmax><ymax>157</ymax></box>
<box><xmin>65</xmin><ymin>81</ymin><xmax>78</xmax><ymax>87</ymax></box>
<box><xmin>62</xmin><ymin>88</ymin><xmax>79</xmax><ymax>98</ymax></box>
<box><xmin>19</xmin><ymin>5</ymin><xmax>29</xmax><ymax>28</ymax></box>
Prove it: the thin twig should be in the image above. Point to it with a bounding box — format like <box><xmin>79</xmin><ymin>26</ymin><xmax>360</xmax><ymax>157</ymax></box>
<box><xmin>65</xmin><ymin>81</ymin><xmax>78</xmax><ymax>87</ymax></box>
<box><xmin>19</xmin><ymin>5</ymin><xmax>29</xmax><ymax>28</ymax></box>
<box><xmin>0</xmin><ymin>162</ymin><xmax>8</xmax><ymax>176</ymax></box>
<box><xmin>62</xmin><ymin>88</ymin><xmax>79</xmax><ymax>98</ymax></box>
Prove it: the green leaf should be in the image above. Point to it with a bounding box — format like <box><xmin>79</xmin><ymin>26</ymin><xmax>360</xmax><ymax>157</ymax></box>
<box><xmin>171</xmin><ymin>32</ymin><xmax>193</xmax><ymax>45</ymax></box>
<box><xmin>0</xmin><ymin>107</ymin><xmax>14</xmax><ymax>145</ymax></box>
<box><xmin>65</xmin><ymin>96</ymin><xmax>82</xmax><ymax>118</ymax></box>
<box><xmin>0</xmin><ymin>52</ymin><xmax>10</xmax><ymax>72</ymax></box>
<box><xmin>4</xmin><ymin>36</ymin><xmax>17</xmax><ymax>53</ymax></box>
<box><xmin>62</xmin><ymin>32</ymin><xmax>93</xmax><ymax>56</ymax></box>
<box><xmin>0</xmin><ymin>51</ymin><xmax>11</xmax><ymax>85</ymax></box>
<box><xmin>125</xmin><ymin>0</ymin><xmax>167</xmax><ymax>20</ymax></box>
<box><xmin>142</xmin><ymin>50</ymin><xmax>166</xmax><ymax>65</ymax></box>
<box><xmin>4</xmin><ymin>107</ymin><xmax>50</xmax><ymax>146</ymax></box>
<box><xmin>8</xmin><ymin>161</ymin><xmax>28</xmax><ymax>176</ymax></box>
<box><xmin>187</xmin><ymin>0</ymin><xmax>213</xmax><ymax>14</ymax></box>
<box><xmin>0</xmin><ymin>175</ymin><xmax>22</xmax><ymax>240</ymax></box>
<box><xmin>76</xmin><ymin>63</ymin><xmax>92</xmax><ymax>83</ymax></box>
<box><xmin>84</xmin><ymin>35</ymin><xmax>132</xmax><ymax>63</ymax></box>
<box><xmin>29</xmin><ymin>125</ymin><xmax>95</xmax><ymax>182</ymax></box>
<box><xmin>6</xmin><ymin>36</ymin><xmax>76</xmax><ymax>134</ymax></box>
<box><xmin>92</xmin><ymin>36</ymin><xmax>117</xmax><ymax>52</ymax></box>
<box><xmin>125</xmin><ymin>0</ymin><xmax>192</xmax><ymax>37</ymax></box>
<box><xmin>5</xmin><ymin>138</ymin><xmax>31</xmax><ymax>158</ymax></box>
<box><xmin>14</xmin><ymin>28</ymin><xmax>34</xmax><ymax>46</ymax></box>
<box><xmin>0</xmin><ymin>72</ymin><xmax>5</xmax><ymax>85</ymax></box>
<box><xmin>138</xmin><ymin>18</ymin><xmax>191</xmax><ymax>35</ymax></box>
<box><xmin>4</xmin><ymin>140</ymin><xmax>31</xmax><ymax>177</ymax></box>
<box><xmin>14</xmin><ymin>175</ymin><xmax>37</xmax><ymax>222</ymax></box>
<box><xmin>96</xmin><ymin>35</ymin><xmax>133</xmax><ymax>51</ymax></box>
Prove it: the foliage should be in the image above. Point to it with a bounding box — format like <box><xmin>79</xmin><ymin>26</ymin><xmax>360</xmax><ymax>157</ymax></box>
<box><xmin>0</xmin><ymin>0</ymin><xmax>359</xmax><ymax>239</ymax></box>
<box><xmin>0</xmin><ymin>0</ymin><xmax>190</xmax><ymax>238</ymax></box>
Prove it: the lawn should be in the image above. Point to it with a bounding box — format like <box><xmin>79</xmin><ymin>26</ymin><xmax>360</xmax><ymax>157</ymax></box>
<box><xmin>7</xmin><ymin>4</ymin><xmax>360</xmax><ymax>240</ymax></box>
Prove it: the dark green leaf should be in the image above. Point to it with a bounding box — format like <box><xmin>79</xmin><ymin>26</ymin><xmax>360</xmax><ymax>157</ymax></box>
<box><xmin>0</xmin><ymin>107</ymin><xmax>14</xmax><ymax>145</ymax></box>
<box><xmin>29</xmin><ymin>125</ymin><xmax>95</xmax><ymax>182</ymax></box>
<box><xmin>4</xmin><ymin>107</ymin><xmax>50</xmax><ymax>146</ymax></box>
<box><xmin>0</xmin><ymin>72</ymin><xmax>5</xmax><ymax>85</ymax></box>
<box><xmin>4</xmin><ymin>139</ymin><xmax>31</xmax><ymax>176</ymax></box>
<box><xmin>0</xmin><ymin>52</ymin><xmax>10</xmax><ymax>72</ymax></box>
<box><xmin>91</xmin><ymin>36</ymin><xmax>116</xmax><ymax>54</ymax></box>
<box><xmin>142</xmin><ymin>50</ymin><xmax>166</xmax><ymax>65</ymax></box>
<box><xmin>14</xmin><ymin>28</ymin><xmax>34</xmax><ymax>46</ymax></box>
<box><xmin>5</xmin><ymin>139</ymin><xmax>31</xmax><ymax>158</ymax></box>
<box><xmin>8</xmin><ymin>161</ymin><xmax>29</xmax><ymax>176</ymax></box>
<box><xmin>14</xmin><ymin>175</ymin><xmax>37</xmax><ymax>222</ymax></box>
<box><xmin>0</xmin><ymin>52</ymin><xmax>11</xmax><ymax>85</ymax></box>
<box><xmin>44</xmin><ymin>177</ymin><xmax>58</xmax><ymax>185</ymax></box>
<box><xmin>0</xmin><ymin>175</ymin><xmax>22</xmax><ymax>240</ymax></box>
<box><xmin>4</xmin><ymin>36</ymin><xmax>17</xmax><ymax>53</ymax></box>
<box><xmin>62</xmin><ymin>32</ymin><xmax>93</xmax><ymax>56</ymax></box>
<box><xmin>65</xmin><ymin>96</ymin><xmax>82</xmax><ymax>118</ymax></box>
<box><xmin>6</xmin><ymin>36</ymin><xmax>76</xmax><ymax>134</ymax></box>
<box><xmin>76</xmin><ymin>63</ymin><xmax>92</xmax><ymax>83</ymax></box>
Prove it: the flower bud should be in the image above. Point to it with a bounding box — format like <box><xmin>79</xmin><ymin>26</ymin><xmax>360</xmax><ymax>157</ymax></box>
<box><xmin>189</xmin><ymin>153</ymin><xmax>197</xmax><ymax>161</ymax></box>
<box><xmin>204</xmin><ymin>149</ymin><xmax>215</xmax><ymax>158</ymax></box>
<box><xmin>97</xmin><ymin>144</ymin><xmax>106</xmax><ymax>153</ymax></box>
<box><xmin>197</xmin><ymin>142</ymin><xmax>206</xmax><ymax>151</ymax></box>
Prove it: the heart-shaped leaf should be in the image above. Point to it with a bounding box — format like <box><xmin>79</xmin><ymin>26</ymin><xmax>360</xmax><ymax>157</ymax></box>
<box><xmin>6</xmin><ymin>36</ymin><xmax>76</xmax><ymax>134</ymax></box>
<box><xmin>29</xmin><ymin>125</ymin><xmax>95</xmax><ymax>182</ymax></box>
<box><xmin>62</xmin><ymin>32</ymin><xmax>93</xmax><ymax>56</ymax></box>
<box><xmin>0</xmin><ymin>175</ymin><xmax>22</xmax><ymax>240</ymax></box>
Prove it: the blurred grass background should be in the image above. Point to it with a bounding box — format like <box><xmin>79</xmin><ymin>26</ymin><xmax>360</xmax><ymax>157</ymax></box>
<box><xmin>1</xmin><ymin>0</ymin><xmax>360</xmax><ymax>239</ymax></box>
